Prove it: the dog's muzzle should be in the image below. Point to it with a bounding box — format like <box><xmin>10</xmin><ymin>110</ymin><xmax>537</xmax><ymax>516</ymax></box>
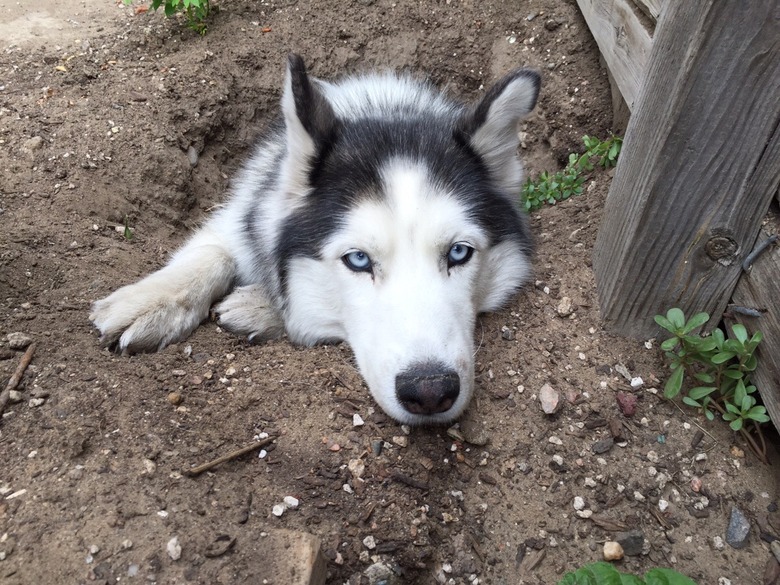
<box><xmin>395</xmin><ymin>362</ymin><xmax>460</xmax><ymax>416</ymax></box>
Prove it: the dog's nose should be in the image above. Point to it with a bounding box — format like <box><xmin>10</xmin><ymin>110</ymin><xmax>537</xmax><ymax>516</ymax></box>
<box><xmin>396</xmin><ymin>364</ymin><xmax>460</xmax><ymax>416</ymax></box>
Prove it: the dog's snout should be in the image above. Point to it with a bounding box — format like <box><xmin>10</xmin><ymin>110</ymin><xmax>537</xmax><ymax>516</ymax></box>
<box><xmin>396</xmin><ymin>364</ymin><xmax>460</xmax><ymax>416</ymax></box>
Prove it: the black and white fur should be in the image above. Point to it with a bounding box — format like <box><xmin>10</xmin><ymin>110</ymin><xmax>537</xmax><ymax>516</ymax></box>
<box><xmin>90</xmin><ymin>55</ymin><xmax>540</xmax><ymax>425</ymax></box>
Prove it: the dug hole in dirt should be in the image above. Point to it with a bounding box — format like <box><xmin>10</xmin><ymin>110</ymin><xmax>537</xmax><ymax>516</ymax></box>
<box><xmin>1</xmin><ymin>1</ymin><xmax>778</xmax><ymax>584</ymax></box>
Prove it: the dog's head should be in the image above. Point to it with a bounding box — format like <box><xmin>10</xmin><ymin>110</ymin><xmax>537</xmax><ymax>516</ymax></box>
<box><xmin>276</xmin><ymin>55</ymin><xmax>539</xmax><ymax>424</ymax></box>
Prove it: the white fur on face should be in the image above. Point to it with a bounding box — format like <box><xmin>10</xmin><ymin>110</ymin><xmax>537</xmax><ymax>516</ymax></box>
<box><xmin>285</xmin><ymin>159</ymin><xmax>491</xmax><ymax>424</ymax></box>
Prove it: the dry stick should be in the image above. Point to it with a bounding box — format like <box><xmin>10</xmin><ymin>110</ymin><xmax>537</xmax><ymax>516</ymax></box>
<box><xmin>183</xmin><ymin>435</ymin><xmax>278</xmax><ymax>477</ymax></box>
<box><xmin>0</xmin><ymin>343</ymin><xmax>37</xmax><ymax>417</ymax></box>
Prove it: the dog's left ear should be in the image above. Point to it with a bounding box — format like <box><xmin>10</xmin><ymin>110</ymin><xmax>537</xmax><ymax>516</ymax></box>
<box><xmin>459</xmin><ymin>70</ymin><xmax>541</xmax><ymax>193</ymax></box>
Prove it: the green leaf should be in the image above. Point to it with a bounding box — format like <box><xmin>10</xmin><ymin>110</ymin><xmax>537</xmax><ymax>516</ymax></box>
<box><xmin>654</xmin><ymin>315</ymin><xmax>674</xmax><ymax>332</ymax></box>
<box><xmin>660</xmin><ymin>337</ymin><xmax>679</xmax><ymax>351</ymax></box>
<box><xmin>722</xmin><ymin>369</ymin><xmax>744</xmax><ymax>380</ymax></box>
<box><xmin>664</xmin><ymin>366</ymin><xmax>685</xmax><ymax>399</ymax></box>
<box><xmin>693</xmin><ymin>372</ymin><xmax>714</xmax><ymax>383</ymax></box>
<box><xmin>725</xmin><ymin>402</ymin><xmax>741</xmax><ymax>415</ymax></box>
<box><xmin>729</xmin><ymin>418</ymin><xmax>743</xmax><ymax>431</ymax></box>
<box><xmin>711</xmin><ymin>351</ymin><xmax>736</xmax><ymax>364</ymax></box>
<box><xmin>749</xmin><ymin>330</ymin><xmax>763</xmax><ymax>344</ymax></box>
<box><xmin>731</xmin><ymin>323</ymin><xmax>748</xmax><ymax>344</ymax></box>
<box><xmin>705</xmin><ymin>409</ymin><xmax>715</xmax><ymax>421</ymax></box>
<box><xmin>681</xmin><ymin>312</ymin><xmax>709</xmax><ymax>334</ymax></box>
<box><xmin>693</xmin><ymin>337</ymin><xmax>717</xmax><ymax>352</ymax></box>
<box><xmin>645</xmin><ymin>567</ymin><xmax>699</xmax><ymax>585</ymax></box>
<box><xmin>666</xmin><ymin>308</ymin><xmax>685</xmax><ymax>330</ymax></box>
<box><xmin>734</xmin><ymin>379</ymin><xmax>747</xmax><ymax>405</ymax></box>
<box><xmin>682</xmin><ymin>396</ymin><xmax>701</xmax><ymax>408</ymax></box>
<box><xmin>687</xmin><ymin>386</ymin><xmax>716</xmax><ymax>400</ymax></box>
<box><xmin>741</xmin><ymin>393</ymin><xmax>753</xmax><ymax>412</ymax></box>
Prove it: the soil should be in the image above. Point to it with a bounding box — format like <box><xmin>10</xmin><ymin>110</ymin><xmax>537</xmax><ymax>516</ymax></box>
<box><xmin>1</xmin><ymin>1</ymin><xmax>778</xmax><ymax>584</ymax></box>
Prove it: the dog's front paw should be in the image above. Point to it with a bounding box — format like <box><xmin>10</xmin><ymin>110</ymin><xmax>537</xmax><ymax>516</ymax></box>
<box><xmin>90</xmin><ymin>276</ymin><xmax>209</xmax><ymax>354</ymax></box>
<box><xmin>215</xmin><ymin>284</ymin><xmax>284</xmax><ymax>342</ymax></box>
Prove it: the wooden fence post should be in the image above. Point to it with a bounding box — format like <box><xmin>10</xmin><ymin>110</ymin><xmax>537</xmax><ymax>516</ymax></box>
<box><xmin>593</xmin><ymin>0</ymin><xmax>780</xmax><ymax>338</ymax></box>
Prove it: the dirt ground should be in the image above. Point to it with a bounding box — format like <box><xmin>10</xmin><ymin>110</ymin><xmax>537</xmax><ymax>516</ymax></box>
<box><xmin>1</xmin><ymin>1</ymin><xmax>778</xmax><ymax>584</ymax></box>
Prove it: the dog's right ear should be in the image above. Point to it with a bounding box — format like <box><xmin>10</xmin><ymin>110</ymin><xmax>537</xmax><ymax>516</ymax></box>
<box><xmin>282</xmin><ymin>54</ymin><xmax>337</xmax><ymax>161</ymax></box>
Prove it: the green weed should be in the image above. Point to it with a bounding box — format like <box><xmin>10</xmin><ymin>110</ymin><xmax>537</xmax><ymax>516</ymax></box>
<box><xmin>655</xmin><ymin>308</ymin><xmax>769</xmax><ymax>462</ymax></box>
<box><xmin>521</xmin><ymin>134</ymin><xmax>622</xmax><ymax>212</ymax></box>
<box><xmin>559</xmin><ymin>561</ymin><xmax>697</xmax><ymax>585</ymax></box>
<box><xmin>126</xmin><ymin>0</ymin><xmax>212</xmax><ymax>34</ymax></box>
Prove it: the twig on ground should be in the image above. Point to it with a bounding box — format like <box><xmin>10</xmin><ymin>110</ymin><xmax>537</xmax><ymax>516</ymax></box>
<box><xmin>0</xmin><ymin>342</ymin><xmax>37</xmax><ymax>417</ymax></box>
<box><xmin>183</xmin><ymin>435</ymin><xmax>278</xmax><ymax>477</ymax></box>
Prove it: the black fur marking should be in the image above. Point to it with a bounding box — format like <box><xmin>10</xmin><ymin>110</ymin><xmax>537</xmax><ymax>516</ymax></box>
<box><xmin>287</xmin><ymin>54</ymin><xmax>338</xmax><ymax>145</ymax></box>
<box><xmin>275</xmin><ymin>113</ymin><xmax>532</xmax><ymax>293</ymax></box>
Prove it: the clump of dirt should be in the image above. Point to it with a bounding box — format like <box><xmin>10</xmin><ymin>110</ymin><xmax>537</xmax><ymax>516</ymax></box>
<box><xmin>1</xmin><ymin>1</ymin><xmax>778</xmax><ymax>584</ymax></box>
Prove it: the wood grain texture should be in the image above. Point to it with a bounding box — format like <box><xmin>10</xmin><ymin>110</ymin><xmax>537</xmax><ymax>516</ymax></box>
<box><xmin>576</xmin><ymin>0</ymin><xmax>653</xmax><ymax>109</ymax></box>
<box><xmin>633</xmin><ymin>0</ymin><xmax>664</xmax><ymax>21</ymax></box>
<box><xmin>729</xmin><ymin>223</ymin><xmax>780</xmax><ymax>431</ymax></box>
<box><xmin>593</xmin><ymin>0</ymin><xmax>780</xmax><ymax>338</ymax></box>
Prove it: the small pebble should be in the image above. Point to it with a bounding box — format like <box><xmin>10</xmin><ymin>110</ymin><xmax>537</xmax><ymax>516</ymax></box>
<box><xmin>725</xmin><ymin>506</ymin><xmax>750</xmax><ymax>549</ymax></box>
<box><xmin>283</xmin><ymin>496</ymin><xmax>299</xmax><ymax>509</ymax></box>
<box><xmin>573</xmin><ymin>496</ymin><xmax>585</xmax><ymax>510</ymax></box>
<box><xmin>630</xmin><ymin>377</ymin><xmax>643</xmax><ymax>389</ymax></box>
<box><xmin>7</xmin><ymin>332</ymin><xmax>33</xmax><ymax>350</ymax></box>
<box><xmin>28</xmin><ymin>398</ymin><xmax>45</xmax><ymax>408</ymax></box>
<box><xmin>539</xmin><ymin>383</ymin><xmax>560</xmax><ymax>414</ymax></box>
<box><xmin>556</xmin><ymin>297</ymin><xmax>574</xmax><ymax>317</ymax></box>
<box><xmin>363</xmin><ymin>535</ymin><xmax>377</xmax><ymax>550</ymax></box>
<box><xmin>392</xmin><ymin>436</ymin><xmax>408</xmax><ymax>448</ymax></box>
<box><xmin>167</xmin><ymin>392</ymin><xmax>182</xmax><ymax>405</ymax></box>
<box><xmin>353</xmin><ymin>414</ymin><xmax>364</xmax><ymax>426</ymax></box>
<box><xmin>603</xmin><ymin>541</ymin><xmax>624</xmax><ymax>561</ymax></box>
<box><xmin>348</xmin><ymin>458</ymin><xmax>365</xmax><ymax>479</ymax></box>
<box><xmin>616</xmin><ymin>392</ymin><xmax>637</xmax><ymax>416</ymax></box>
<box><xmin>272</xmin><ymin>504</ymin><xmax>285</xmax><ymax>517</ymax></box>
<box><xmin>166</xmin><ymin>536</ymin><xmax>181</xmax><ymax>560</ymax></box>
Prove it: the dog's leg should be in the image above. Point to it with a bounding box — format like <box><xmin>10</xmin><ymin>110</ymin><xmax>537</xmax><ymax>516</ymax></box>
<box><xmin>90</xmin><ymin>227</ymin><xmax>236</xmax><ymax>353</ymax></box>
<box><xmin>214</xmin><ymin>284</ymin><xmax>285</xmax><ymax>342</ymax></box>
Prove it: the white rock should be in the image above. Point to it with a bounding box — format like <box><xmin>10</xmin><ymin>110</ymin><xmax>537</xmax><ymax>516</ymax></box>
<box><xmin>363</xmin><ymin>535</ymin><xmax>377</xmax><ymax>550</ymax></box>
<box><xmin>658</xmin><ymin>499</ymin><xmax>669</xmax><ymax>512</ymax></box>
<box><xmin>603</xmin><ymin>541</ymin><xmax>624</xmax><ymax>561</ymax></box>
<box><xmin>348</xmin><ymin>458</ymin><xmax>365</xmax><ymax>479</ymax></box>
<box><xmin>283</xmin><ymin>496</ymin><xmax>299</xmax><ymax>509</ymax></box>
<box><xmin>272</xmin><ymin>504</ymin><xmax>285</xmax><ymax>517</ymax></box>
<box><xmin>633</xmin><ymin>491</ymin><xmax>646</xmax><ymax>502</ymax></box>
<box><xmin>352</xmin><ymin>413</ymin><xmax>364</xmax><ymax>426</ymax></box>
<box><xmin>584</xmin><ymin>477</ymin><xmax>597</xmax><ymax>488</ymax></box>
<box><xmin>539</xmin><ymin>383</ymin><xmax>560</xmax><ymax>414</ymax></box>
<box><xmin>166</xmin><ymin>536</ymin><xmax>181</xmax><ymax>560</ymax></box>
<box><xmin>573</xmin><ymin>496</ymin><xmax>585</xmax><ymax>511</ymax></box>
<box><xmin>576</xmin><ymin>509</ymin><xmax>593</xmax><ymax>518</ymax></box>
<box><xmin>630</xmin><ymin>377</ymin><xmax>644</xmax><ymax>389</ymax></box>
<box><xmin>548</xmin><ymin>436</ymin><xmax>563</xmax><ymax>446</ymax></box>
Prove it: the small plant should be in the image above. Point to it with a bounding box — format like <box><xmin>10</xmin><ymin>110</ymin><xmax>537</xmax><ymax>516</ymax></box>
<box><xmin>655</xmin><ymin>308</ymin><xmax>769</xmax><ymax>462</ymax></box>
<box><xmin>558</xmin><ymin>561</ymin><xmax>697</xmax><ymax>585</ymax></box>
<box><xmin>126</xmin><ymin>0</ymin><xmax>212</xmax><ymax>34</ymax></box>
<box><xmin>123</xmin><ymin>215</ymin><xmax>134</xmax><ymax>241</ymax></box>
<box><xmin>521</xmin><ymin>134</ymin><xmax>622</xmax><ymax>212</ymax></box>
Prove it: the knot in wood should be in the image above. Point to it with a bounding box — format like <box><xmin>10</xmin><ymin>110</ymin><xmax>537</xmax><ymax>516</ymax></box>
<box><xmin>705</xmin><ymin>236</ymin><xmax>738</xmax><ymax>263</ymax></box>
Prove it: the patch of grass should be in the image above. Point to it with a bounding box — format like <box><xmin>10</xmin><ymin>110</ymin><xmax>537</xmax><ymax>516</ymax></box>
<box><xmin>655</xmin><ymin>308</ymin><xmax>769</xmax><ymax>462</ymax></box>
<box><xmin>558</xmin><ymin>561</ymin><xmax>697</xmax><ymax>585</ymax></box>
<box><xmin>521</xmin><ymin>134</ymin><xmax>622</xmax><ymax>212</ymax></box>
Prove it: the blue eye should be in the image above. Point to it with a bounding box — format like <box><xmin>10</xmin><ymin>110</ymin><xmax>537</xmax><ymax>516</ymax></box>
<box><xmin>343</xmin><ymin>250</ymin><xmax>373</xmax><ymax>273</ymax></box>
<box><xmin>447</xmin><ymin>242</ymin><xmax>474</xmax><ymax>268</ymax></box>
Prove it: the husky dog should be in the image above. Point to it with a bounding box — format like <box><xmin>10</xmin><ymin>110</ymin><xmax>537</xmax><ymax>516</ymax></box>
<box><xmin>91</xmin><ymin>54</ymin><xmax>539</xmax><ymax>425</ymax></box>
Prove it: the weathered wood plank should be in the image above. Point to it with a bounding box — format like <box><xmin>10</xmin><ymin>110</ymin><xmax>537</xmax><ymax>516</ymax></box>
<box><xmin>633</xmin><ymin>0</ymin><xmax>664</xmax><ymax>22</ymax></box>
<box><xmin>575</xmin><ymin>0</ymin><xmax>653</xmax><ymax>110</ymax></box>
<box><xmin>592</xmin><ymin>0</ymin><xmax>780</xmax><ymax>338</ymax></box>
<box><xmin>729</xmin><ymin>221</ymin><xmax>780</xmax><ymax>431</ymax></box>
